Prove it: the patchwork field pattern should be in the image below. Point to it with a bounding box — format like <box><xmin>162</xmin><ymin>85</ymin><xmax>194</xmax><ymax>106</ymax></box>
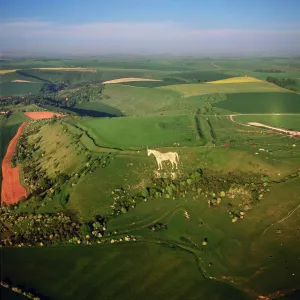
<box><xmin>1</xmin><ymin>58</ymin><xmax>300</xmax><ymax>300</ymax></box>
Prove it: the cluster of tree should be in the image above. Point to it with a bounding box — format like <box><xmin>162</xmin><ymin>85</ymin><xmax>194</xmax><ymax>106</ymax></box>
<box><xmin>207</xmin><ymin>118</ymin><xmax>216</xmax><ymax>143</ymax></box>
<box><xmin>0</xmin><ymin>210</ymin><xmax>83</xmax><ymax>247</ymax></box>
<box><xmin>0</xmin><ymin>81</ymin><xmax>104</xmax><ymax>111</ymax></box>
<box><xmin>63</xmin><ymin>84</ymin><xmax>104</xmax><ymax>104</ymax></box>
<box><xmin>266</xmin><ymin>76</ymin><xmax>297</xmax><ymax>89</ymax></box>
<box><xmin>0</xmin><ymin>95</ymin><xmax>31</xmax><ymax>107</ymax></box>
<box><xmin>88</xmin><ymin>216</ymin><xmax>107</xmax><ymax>239</ymax></box>
<box><xmin>109</xmin><ymin>169</ymin><xmax>269</xmax><ymax>221</ymax></box>
<box><xmin>0</xmin><ymin>280</ymin><xmax>41</xmax><ymax>300</ymax></box>
<box><xmin>149</xmin><ymin>222</ymin><xmax>168</xmax><ymax>231</ymax></box>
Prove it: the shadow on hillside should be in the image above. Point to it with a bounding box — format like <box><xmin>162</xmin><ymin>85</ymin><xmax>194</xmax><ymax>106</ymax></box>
<box><xmin>61</xmin><ymin>106</ymin><xmax>123</xmax><ymax>118</ymax></box>
<box><xmin>16</xmin><ymin>70</ymin><xmax>51</xmax><ymax>83</ymax></box>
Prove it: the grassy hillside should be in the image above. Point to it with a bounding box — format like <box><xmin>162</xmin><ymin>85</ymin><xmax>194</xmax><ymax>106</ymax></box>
<box><xmin>74</xmin><ymin>101</ymin><xmax>123</xmax><ymax>117</ymax></box>
<box><xmin>26</xmin><ymin>121</ymin><xmax>88</xmax><ymax>178</ymax></box>
<box><xmin>214</xmin><ymin>92</ymin><xmax>300</xmax><ymax>113</ymax></box>
<box><xmin>160</xmin><ymin>81</ymin><xmax>286</xmax><ymax>97</ymax></box>
<box><xmin>0</xmin><ymin>243</ymin><xmax>252</xmax><ymax>300</ymax></box>
<box><xmin>168</xmin><ymin>70</ymin><xmax>231</xmax><ymax>82</ymax></box>
<box><xmin>100</xmin><ymin>84</ymin><xmax>183</xmax><ymax>116</ymax></box>
<box><xmin>76</xmin><ymin>115</ymin><xmax>200</xmax><ymax>149</ymax></box>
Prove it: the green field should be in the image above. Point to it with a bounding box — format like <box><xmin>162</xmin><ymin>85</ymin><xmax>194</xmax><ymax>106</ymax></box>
<box><xmin>0</xmin><ymin>242</ymin><xmax>253</xmax><ymax>300</ymax></box>
<box><xmin>100</xmin><ymin>84</ymin><xmax>183</xmax><ymax>116</ymax></box>
<box><xmin>214</xmin><ymin>92</ymin><xmax>300</xmax><ymax>113</ymax></box>
<box><xmin>160</xmin><ymin>81</ymin><xmax>286</xmax><ymax>97</ymax></box>
<box><xmin>0</xmin><ymin>82</ymin><xmax>44</xmax><ymax>96</ymax></box>
<box><xmin>75</xmin><ymin>115</ymin><xmax>200</xmax><ymax>149</ymax></box>
<box><xmin>74</xmin><ymin>101</ymin><xmax>123</xmax><ymax>117</ymax></box>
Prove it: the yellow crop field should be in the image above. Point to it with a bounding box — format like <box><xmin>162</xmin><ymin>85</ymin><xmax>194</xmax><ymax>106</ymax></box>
<box><xmin>208</xmin><ymin>76</ymin><xmax>263</xmax><ymax>84</ymax></box>
<box><xmin>0</xmin><ymin>69</ymin><xmax>18</xmax><ymax>74</ymax></box>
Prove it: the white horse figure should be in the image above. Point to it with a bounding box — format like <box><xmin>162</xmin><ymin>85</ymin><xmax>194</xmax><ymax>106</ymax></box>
<box><xmin>147</xmin><ymin>148</ymin><xmax>179</xmax><ymax>170</ymax></box>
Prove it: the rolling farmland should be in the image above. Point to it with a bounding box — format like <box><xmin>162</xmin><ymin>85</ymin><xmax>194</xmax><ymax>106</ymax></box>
<box><xmin>1</xmin><ymin>57</ymin><xmax>300</xmax><ymax>300</ymax></box>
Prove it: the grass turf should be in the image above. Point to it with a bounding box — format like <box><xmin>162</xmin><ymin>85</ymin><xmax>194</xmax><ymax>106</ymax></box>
<box><xmin>76</xmin><ymin>115</ymin><xmax>201</xmax><ymax>149</ymax></box>
<box><xmin>214</xmin><ymin>92</ymin><xmax>300</xmax><ymax>114</ymax></box>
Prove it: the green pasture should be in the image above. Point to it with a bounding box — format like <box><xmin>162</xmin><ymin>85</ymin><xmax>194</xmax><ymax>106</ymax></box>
<box><xmin>214</xmin><ymin>92</ymin><xmax>300</xmax><ymax>114</ymax></box>
<box><xmin>100</xmin><ymin>84</ymin><xmax>183</xmax><ymax>116</ymax></box>
<box><xmin>0</xmin><ymin>82</ymin><xmax>44</xmax><ymax>96</ymax></box>
<box><xmin>0</xmin><ymin>242</ymin><xmax>252</xmax><ymax>300</ymax></box>
<box><xmin>160</xmin><ymin>81</ymin><xmax>286</xmax><ymax>97</ymax></box>
<box><xmin>74</xmin><ymin>101</ymin><xmax>123</xmax><ymax>117</ymax></box>
<box><xmin>68</xmin><ymin>155</ymin><xmax>152</xmax><ymax>220</ymax></box>
<box><xmin>107</xmin><ymin>177</ymin><xmax>300</xmax><ymax>296</ymax></box>
<box><xmin>168</xmin><ymin>70</ymin><xmax>231</xmax><ymax>82</ymax></box>
<box><xmin>76</xmin><ymin>115</ymin><xmax>200</xmax><ymax>149</ymax></box>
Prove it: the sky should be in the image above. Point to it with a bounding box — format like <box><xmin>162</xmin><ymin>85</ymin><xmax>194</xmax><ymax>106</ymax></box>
<box><xmin>1</xmin><ymin>0</ymin><xmax>300</xmax><ymax>56</ymax></box>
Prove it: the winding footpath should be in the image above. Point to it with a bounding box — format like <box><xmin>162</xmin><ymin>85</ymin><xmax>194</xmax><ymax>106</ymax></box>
<box><xmin>1</xmin><ymin>112</ymin><xmax>64</xmax><ymax>205</ymax></box>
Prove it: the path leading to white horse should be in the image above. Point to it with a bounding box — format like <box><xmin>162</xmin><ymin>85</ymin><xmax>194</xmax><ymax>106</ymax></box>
<box><xmin>229</xmin><ymin>113</ymin><xmax>300</xmax><ymax>136</ymax></box>
<box><xmin>248</xmin><ymin>122</ymin><xmax>300</xmax><ymax>136</ymax></box>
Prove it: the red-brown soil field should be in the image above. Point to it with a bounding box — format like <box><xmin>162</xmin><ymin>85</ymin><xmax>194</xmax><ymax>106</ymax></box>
<box><xmin>1</xmin><ymin>122</ymin><xmax>28</xmax><ymax>205</ymax></box>
<box><xmin>1</xmin><ymin>111</ymin><xmax>66</xmax><ymax>205</ymax></box>
<box><xmin>24</xmin><ymin>111</ymin><xmax>65</xmax><ymax>120</ymax></box>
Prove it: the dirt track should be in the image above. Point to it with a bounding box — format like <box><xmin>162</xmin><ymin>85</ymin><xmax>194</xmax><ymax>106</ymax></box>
<box><xmin>1</xmin><ymin>122</ymin><xmax>28</xmax><ymax>205</ymax></box>
<box><xmin>230</xmin><ymin>114</ymin><xmax>300</xmax><ymax>136</ymax></box>
<box><xmin>248</xmin><ymin>122</ymin><xmax>300</xmax><ymax>136</ymax></box>
<box><xmin>1</xmin><ymin>111</ymin><xmax>66</xmax><ymax>205</ymax></box>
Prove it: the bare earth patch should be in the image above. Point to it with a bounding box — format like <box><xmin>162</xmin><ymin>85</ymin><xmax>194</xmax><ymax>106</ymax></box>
<box><xmin>1</xmin><ymin>122</ymin><xmax>28</xmax><ymax>205</ymax></box>
<box><xmin>24</xmin><ymin>111</ymin><xmax>65</xmax><ymax>120</ymax></box>
<box><xmin>103</xmin><ymin>77</ymin><xmax>162</xmax><ymax>84</ymax></box>
<box><xmin>11</xmin><ymin>80</ymin><xmax>38</xmax><ymax>83</ymax></box>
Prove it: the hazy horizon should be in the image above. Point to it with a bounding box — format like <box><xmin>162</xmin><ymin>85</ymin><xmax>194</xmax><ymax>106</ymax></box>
<box><xmin>1</xmin><ymin>0</ymin><xmax>300</xmax><ymax>57</ymax></box>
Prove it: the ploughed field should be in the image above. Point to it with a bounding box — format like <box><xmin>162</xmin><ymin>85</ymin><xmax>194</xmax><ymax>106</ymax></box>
<box><xmin>1</xmin><ymin>58</ymin><xmax>300</xmax><ymax>300</ymax></box>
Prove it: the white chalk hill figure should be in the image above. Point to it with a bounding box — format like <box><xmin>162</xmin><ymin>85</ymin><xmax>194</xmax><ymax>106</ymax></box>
<box><xmin>147</xmin><ymin>148</ymin><xmax>179</xmax><ymax>170</ymax></box>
